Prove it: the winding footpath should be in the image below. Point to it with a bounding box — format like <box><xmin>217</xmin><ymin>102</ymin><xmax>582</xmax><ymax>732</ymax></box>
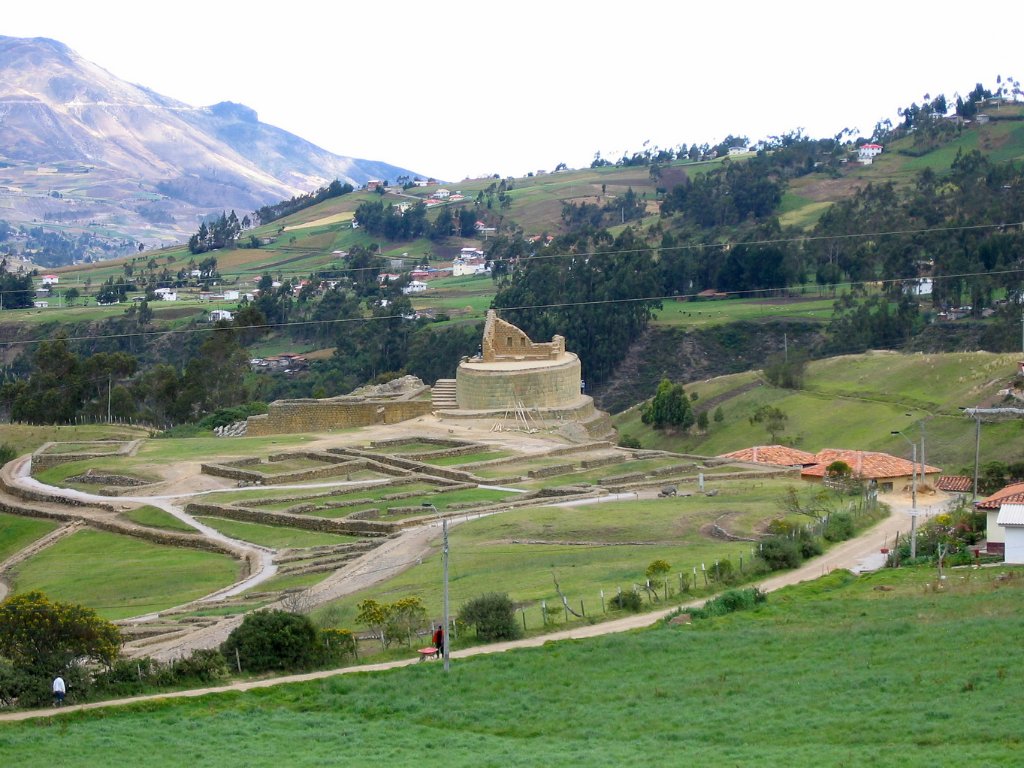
<box><xmin>0</xmin><ymin>488</ymin><xmax>935</xmax><ymax>722</ymax></box>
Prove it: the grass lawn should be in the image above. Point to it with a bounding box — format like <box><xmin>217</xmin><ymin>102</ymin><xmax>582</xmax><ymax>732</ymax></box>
<box><xmin>5</xmin><ymin>567</ymin><xmax>1019</xmax><ymax>766</ymax></box>
<box><xmin>0</xmin><ymin>512</ymin><xmax>58</xmax><ymax>561</ymax></box>
<box><xmin>120</xmin><ymin>506</ymin><xmax>196</xmax><ymax>533</ymax></box>
<box><xmin>312</xmin><ymin>478</ymin><xmax>808</xmax><ymax>629</ymax></box>
<box><xmin>420</xmin><ymin>451</ymin><xmax>514</xmax><ymax>466</ymax></box>
<box><xmin>193</xmin><ymin>517</ymin><xmax>362</xmax><ymax>548</ymax></box>
<box><xmin>650</xmin><ymin>295</ymin><xmax>835</xmax><ymax>328</ymax></box>
<box><xmin>0</xmin><ymin>424</ymin><xmax>149</xmax><ymax>458</ymax></box>
<box><xmin>7</xmin><ymin>529</ymin><xmax>241</xmax><ymax>619</ymax></box>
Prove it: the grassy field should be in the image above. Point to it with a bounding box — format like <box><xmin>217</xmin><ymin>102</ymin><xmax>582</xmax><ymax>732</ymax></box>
<box><xmin>650</xmin><ymin>295</ymin><xmax>836</xmax><ymax>327</ymax></box>
<box><xmin>193</xmin><ymin>517</ymin><xmax>362</xmax><ymax>548</ymax></box>
<box><xmin>311</xmin><ymin>477</ymin><xmax>808</xmax><ymax>630</ymax></box>
<box><xmin>0</xmin><ymin>424</ymin><xmax>150</xmax><ymax>458</ymax></box>
<box><xmin>7</xmin><ymin>529</ymin><xmax>241</xmax><ymax>619</ymax></box>
<box><xmin>120</xmin><ymin>506</ymin><xmax>196</xmax><ymax>533</ymax></box>
<box><xmin>0</xmin><ymin>512</ymin><xmax>58</xmax><ymax>561</ymax></box>
<box><xmin>613</xmin><ymin>350</ymin><xmax>1024</xmax><ymax>471</ymax></box>
<box><xmin>3</xmin><ymin>566</ymin><xmax>1020</xmax><ymax>766</ymax></box>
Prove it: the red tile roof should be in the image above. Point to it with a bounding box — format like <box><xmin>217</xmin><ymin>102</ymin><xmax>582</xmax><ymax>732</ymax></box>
<box><xmin>976</xmin><ymin>482</ymin><xmax>1024</xmax><ymax>509</ymax></box>
<box><xmin>801</xmin><ymin>449</ymin><xmax>940</xmax><ymax>480</ymax></box>
<box><xmin>718</xmin><ymin>445</ymin><xmax>818</xmax><ymax>466</ymax></box>
<box><xmin>936</xmin><ymin>475</ymin><xmax>973</xmax><ymax>492</ymax></box>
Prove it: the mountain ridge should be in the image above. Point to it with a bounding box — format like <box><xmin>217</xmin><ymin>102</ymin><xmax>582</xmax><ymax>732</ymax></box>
<box><xmin>0</xmin><ymin>36</ymin><xmax>422</xmax><ymax>245</ymax></box>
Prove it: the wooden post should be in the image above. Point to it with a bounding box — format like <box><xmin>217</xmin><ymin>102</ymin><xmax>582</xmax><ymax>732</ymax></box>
<box><xmin>600</xmin><ymin>589</ymin><xmax>606</xmax><ymax>614</ymax></box>
<box><xmin>235</xmin><ymin>648</ymin><xmax>242</xmax><ymax>674</ymax></box>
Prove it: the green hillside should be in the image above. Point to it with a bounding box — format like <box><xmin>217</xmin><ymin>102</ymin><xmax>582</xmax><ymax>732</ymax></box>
<box><xmin>614</xmin><ymin>351</ymin><xmax>1024</xmax><ymax>473</ymax></box>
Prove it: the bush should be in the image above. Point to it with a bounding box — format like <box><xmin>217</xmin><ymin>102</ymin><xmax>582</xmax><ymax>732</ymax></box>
<box><xmin>800</xmin><ymin>537</ymin><xmax>824</xmax><ymax>558</ymax></box>
<box><xmin>167</xmin><ymin>649</ymin><xmax>229</xmax><ymax>684</ymax></box>
<box><xmin>220</xmin><ymin>610</ymin><xmax>318</xmax><ymax>673</ymax></box>
<box><xmin>691</xmin><ymin>587</ymin><xmax>767</xmax><ymax>619</ymax></box>
<box><xmin>618</xmin><ymin>433</ymin><xmax>642</xmax><ymax>449</ymax></box>
<box><xmin>459</xmin><ymin>593</ymin><xmax>520</xmax><ymax>641</ymax></box>
<box><xmin>609</xmin><ymin>590</ymin><xmax>644</xmax><ymax>612</ymax></box>
<box><xmin>316</xmin><ymin>629</ymin><xmax>357</xmax><ymax>664</ymax></box>
<box><xmin>757</xmin><ymin>536</ymin><xmax>803</xmax><ymax>571</ymax></box>
<box><xmin>823</xmin><ymin>512</ymin><xmax>855</xmax><ymax>542</ymax></box>
<box><xmin>708</xmin><ymin>559</ymin><xmax>739</xmax><ymax>585</ymax></box>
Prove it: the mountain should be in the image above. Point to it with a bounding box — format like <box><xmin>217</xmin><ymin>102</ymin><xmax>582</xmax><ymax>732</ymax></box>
<box><xmin>0</xmin><ymin>36</ymin><xmax>420</xmax><ymax>245</ymax></box>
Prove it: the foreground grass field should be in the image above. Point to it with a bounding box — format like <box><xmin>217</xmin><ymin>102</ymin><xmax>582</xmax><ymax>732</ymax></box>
<box><xmin>3</xmin><ymin>566</ymin><xmax>1020</xmax><ymax>766</ymax></box>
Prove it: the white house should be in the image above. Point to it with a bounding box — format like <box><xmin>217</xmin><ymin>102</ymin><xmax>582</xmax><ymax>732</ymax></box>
<box><xmin>153</xmin><ymin>288</ymin><xmax>177</xmax><ymax>301</ymax></box>
<box><xmin>452</xmin><ymin>259</ymin><xmax>489</xmax><ymax>277</ymax></box>
<box><xmin>41</xmin><ymin>274</ymin><xmax>59</xmax><ymax>285</ymax></box>
<box><xmin>209</xmin><ymin>309</ymin><xmax>234</xmax><ymax>322</ymax></box>
<box><xmin>33</xmin><ymin>300</ymin><xmax>48</xmax><ymax>308</ymax></box>
<box><xmin>402</xmin><ymin>280</ymin><xmax>428</xmax><ymax>295</ymax></box>
<box><xmin>996</xmin><ymin>503</ymin><xmax>1024</xmax><ymax>563</ymax></box>
<box><xmin>727</xmin><ymin>146</ymin><xmax>748</xmax><ymax>156</ymax></box>
<box><xmin>431</xmin><ymin>188</ymin><xmax>451</xmax><ymax>200</ymax></box>
<box><xmin>858</xmin><ymin>143</ymin><xmax>883</xmax><ymax>164</ymax></box>
<box><xmin>223</xmin><ymin>290</ymin><xmax>240</xmax><ymax>301</ymax></box>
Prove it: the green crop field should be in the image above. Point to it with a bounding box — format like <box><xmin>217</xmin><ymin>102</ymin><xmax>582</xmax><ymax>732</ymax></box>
<box><xmin>7</xmin><ymin>529</ymin><xmax>241</xmax><ymax>619</ymax></box>
<box><xmin>4</xmin><ymin>566</ymin><xmax>1019</xmax><ymax>766</ymax></box>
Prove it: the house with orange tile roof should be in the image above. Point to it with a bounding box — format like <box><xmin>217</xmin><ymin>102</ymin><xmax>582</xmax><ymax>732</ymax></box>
<box><xmin>718</xmin><ymin>445</ymin><xmax>818</xmax><ymax>467</ymax></box>
<box><xmin>975</xmin><ymin>481</ymin><xmax>1024</xmax><ymax>555</ymax></box>
<box><xmin>995</xmin><ymin>503</ymin><xmax>1024</xmax><ymax>563</ymax></box>
<box><xmin>719</xmin><ymin>446</ymin><xmax>941</xmax><ymax>493</ymax></box>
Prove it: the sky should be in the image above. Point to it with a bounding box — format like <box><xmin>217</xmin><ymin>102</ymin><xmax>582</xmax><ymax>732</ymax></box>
<box><xmin>4</xmin><ymin>1</ymin><xmax>1022</xmax><ymax>182</ymax></box>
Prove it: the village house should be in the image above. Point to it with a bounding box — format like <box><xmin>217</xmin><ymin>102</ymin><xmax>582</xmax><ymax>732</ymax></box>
<box><xmin>209</xmin><ymin>309</ymin><xmax>234</xmax><ymax>322</ymax></box>
<box><xmin>975</xmin><ymin>482</ymin><xmax>1024</xmax><ymax>555</ymax></box>
<box><xmin>858</xmin><ymin>143</ymin><xmax>883</xmax><ymax>164</ymax></box>
<box><xmin>41</xmin><ymin>274</ymin><xmax>59</xmax><ymax>286</ymax></box>
<box><xmin>995</xmin><ymin>502</ymin><xmax>1024</xmax><ymax>564</ymax></box>
<box><xmin>153</xmin><ymin>288</ymin><xmax>178</xmax><ymax>301</ymax></box>
<box><xmin>431</xmin><ymin>188</ymin><xmax>451</xmax><ymax>200</ymax></box>
<box><xmin>402</xmin><ymin>280</ymin><xmax>428</xmax><ymax>295</ymax></box>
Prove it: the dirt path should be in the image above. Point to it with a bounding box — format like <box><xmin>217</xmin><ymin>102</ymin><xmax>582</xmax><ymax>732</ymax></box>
<box><xmin>0</xmin><ymin>492</ymin><xmax>934</xmax><ymax>722</ymax></box>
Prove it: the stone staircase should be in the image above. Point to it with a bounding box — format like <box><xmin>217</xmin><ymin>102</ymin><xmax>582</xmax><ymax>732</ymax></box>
<box><xmin>431</xmin><ymin>379</ymin><xmax>458</xmax><ymax>410</ymax></box>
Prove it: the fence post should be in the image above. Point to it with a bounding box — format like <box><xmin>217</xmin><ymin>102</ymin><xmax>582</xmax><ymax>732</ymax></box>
<box><xmin>600</xmin><ymin>589</ymin><xmax>606</xmax><ymax>614</ymax></box>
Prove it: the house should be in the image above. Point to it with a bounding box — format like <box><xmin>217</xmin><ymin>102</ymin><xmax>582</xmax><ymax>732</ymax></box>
<box><xmin>727</xmin><ymin>146</ymin><xmax>748</xmax><ymax>156</ymax></box>
<box><xmin>460</xmin><ymin>247</ymin><xmax>485</xmax><ymax>259</ymax></box>
<box><xmin>402</xmin><ymin>280</ymin><xmax>428</xmax><ymax>295</ymax></box>
<box><xmin>801</xmin><ymin>449</ymin><xmax>940</xmax><ymax>492</ymax></box>
<box><xmin>720</xmin><ymin>446</ymin><xmax>941</xmax><ymax>493</ymax></box>
<box><xmin>41</xmin><ymin>274</ymin><xmax>59</xmax><ymax>286</ymax></box>
<box><xmin>975</xmin><ymin>482</ymin><xmax>1024</xmax><ymax>554</ymax></box>
<box><xmin>209</xmin><ymin>309</ymin><xmax>234</xmax><ymax>322</ymax></box>
<box><xmin>719</xmin><ymin>445</ymin><xmax>818</xmax><ymax>467</ymax></box>
<box><xmin>263</xmin><ymin>353</ymin><xmax>308</xmax><ymax>372</ymax></box>
<box><xmin>936</xmin><ymin>475</ymin><xmax>973</xmax><ymax>494</ymax></box>
<box><xmin>365</xmin><ymin>180</ymin><xmax>383</xmax><ymax>191</ymax></box>
<box><xmin>33</xmin><ymin>300</ymin><xmax>48</xmax><ymax>309</ymax></box>
<box><xmin>858</xmin><ymin>143</ymin><xmax>883</xmax><ymax>164</ymax></box>
<box><xmin>452</xmin><ymin>258</ymin><xmax>489</xmax><ymax>277</ymax></box>
<box><xmin>431</xmin><ymin>188</ymin><xmax>451</xmax><ymax>200</ymax></box>
<box><xmin>153</xmin><ymin>287</ymin><xmax>177</xmax><ymax>301</ymax></box>
<box><xmin>995</xmin><ymin>503</ymin><xmax>1024</xmax><ymax>563</ymax></box>
<box><xmin>223</xmin><ymin>290</ymin><xmax>239</xmax><ymax>301</ymax></box>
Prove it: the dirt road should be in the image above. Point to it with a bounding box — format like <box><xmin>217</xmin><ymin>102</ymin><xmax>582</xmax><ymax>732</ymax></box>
<box><xmin>0</xmin><ymin>492</ymin><xmax>936</xmax><ymax>722</ymax></box>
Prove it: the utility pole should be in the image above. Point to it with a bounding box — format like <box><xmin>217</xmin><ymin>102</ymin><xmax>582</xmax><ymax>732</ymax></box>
<box><xmin>910</xmin><ymin>442</ymin><xmax>917</xmax><ymax>559</ymax></box>
<box><xmin>442</xmin><ymin>517</ymin><xmax>450</xmax><ymax>673</ymax></box>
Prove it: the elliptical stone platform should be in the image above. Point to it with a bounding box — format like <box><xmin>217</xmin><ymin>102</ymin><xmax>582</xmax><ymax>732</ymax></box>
<box><xmin>438</xmin><ymin>311</ymin><xmax>613</xmax><ymax>439</ymax></box>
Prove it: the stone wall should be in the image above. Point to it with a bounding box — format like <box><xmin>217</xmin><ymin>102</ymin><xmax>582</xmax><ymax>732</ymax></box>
<box><xmin>456</xmin><ymin>356</ymin><xmax>582</xmax><ymax>410</ymax></box>
<box><xmin>246</xmin><ymin>398</ymin><xmax>433</xmax><ymax>437</ymax></box>
<box><xmin>481</xmin><ymin>311</ymin><xmax>564</xmax><ymax>362</ymax></box>
<box><xmin>185</xmin><ymin>502</ymin><xmax>399</xmax><ymax>536</ymax></box>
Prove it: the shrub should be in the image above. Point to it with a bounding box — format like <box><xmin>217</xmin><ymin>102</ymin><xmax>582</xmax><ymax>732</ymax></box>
<box><xmin>800</xmin><ymin>537</ymin><xmax>824</xmax><ymax>558</ymax></box>
<box><xmin>691</xmin><ymin>587</ymin><xmax>767</xmax><ymax>619</ymax></box>
<box><xmin>618</xmin><ymin>433</ymin><xmax>642</xmax><ymax>449</ymax></box>
<box><xmin>459</xmin><ymin>593</ymin><xmax>520</xmax><ymax>641</ymax></box>
<box><xmin>757</xmin><ymin>536</ymin><xmax>803</xmax><ymax>571</ymax></box>
<box><xmin>823</xmin><ymin>512</ymin><xmax>855</xmax><ymax>542</ymax></box>
<box><xmin>609</xmin><ymin>590</ymin><xmax>644</xmax><ymax>612</ymax></box>
<box><xmin>317</xmin><ymin>629</ymin><xmax>357</xmax><ymax>664</ymax></box>
<box><xmin>220</xmin><ymin>610</ymin><xmax>318</xmax><ymax>673</ymax></box>
<box><xmin>709</xmin><ymin>559</ymin><xmax>739</xmax><ymax>585</ymax></box>
<box><xmin>167</xmin><ymin>649</ymin><xmax>229</xmax><ymax>683</ymax></box>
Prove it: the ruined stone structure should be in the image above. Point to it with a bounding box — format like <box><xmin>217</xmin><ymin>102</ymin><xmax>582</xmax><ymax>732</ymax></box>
<box><xmin>443</xmin><ymin>311</ymin><xmax>613</xmax><ymax>438</ymax></box>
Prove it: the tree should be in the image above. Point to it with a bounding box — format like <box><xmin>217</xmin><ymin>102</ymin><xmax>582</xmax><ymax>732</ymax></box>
<box><xmin>640</xmin><ymin>378</ymin><xmax>695</xmax><ymax>431</ymax></box>
<box><xmin>749</xmin><ymin>404</ymin><xmax>788</xmax><ymax>442</ymax></box>
<box><xmin>459</xmin><ymin>593</ymin><xmax>520</xmax><ymax>641</ymax></box>
<box><xmin>63</xmin><ymin>287</ymin><xmax>80</xmax><ymax>306</ymax></box>
<box><xmin>220</xmin><ymin>610</ymin><xmax>318</xmax><ymax>673</ymax></box>
<box><xmin>0</xmin><ymin>591</ymin><xmax>120</xmax><ymax>675</ymax></box>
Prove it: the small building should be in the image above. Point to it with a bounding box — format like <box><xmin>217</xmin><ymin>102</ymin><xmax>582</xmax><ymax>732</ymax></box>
<box><xmin>33</xmin><ymin>300</ymin><xmax>49</xmax><ymax>308</ymax></box>
<box><xmin>402</xmin><ymin>280</ymin><xmax>428</xmax><ymax>294</ymax></box>
<box><xmin>223</xmin><ymin>290</ymin><xmax>239</xmax><ymax>301</ymax></box>
<box><xmin>858</xmin><ymin>143</ymin><xmax>883</xmax><ymax>164</ymax></box>
<box><xmin>41</xmin><ymin>274</ymin><xmax>59</xmax><ymax>286</ymax></box>
<box><xmin>431</xmin><ymin>188</ymin><xmax>451</xmax><ymax>200</ymax></box>
<box><xmin>996</xmin><ymin>503</ymin><xmax>1024</xmax><ymax>563</ymax></box>
<box><xmin>209</xmin><ymin>309</ymin><xmax>234</xmax><ymax>322</ymax></box>
<box><xmin>976</xmin><ymin>482</ymin><xmax>1024</xmax><ymax>555</ymax></box>
<box><xmin>153</xmin><ymin>287</ymin><xmax>177</xmax><ymax>301</ymax></box>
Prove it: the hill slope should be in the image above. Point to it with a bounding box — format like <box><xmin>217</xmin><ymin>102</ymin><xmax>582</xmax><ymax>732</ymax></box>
<box><xmin>0</xmin><ymin>36</ymin><xmax>420</xmax><ymax>244</ymax></box>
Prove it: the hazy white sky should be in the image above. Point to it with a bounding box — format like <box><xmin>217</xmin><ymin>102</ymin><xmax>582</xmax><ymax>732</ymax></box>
<box><xmin>4</xmin><ymin>1</ymin><xmax>1022</xmax><ymax>181</ymax></box>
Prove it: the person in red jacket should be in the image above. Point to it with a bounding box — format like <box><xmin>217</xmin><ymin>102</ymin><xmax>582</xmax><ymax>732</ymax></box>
<box><xmin>431</xmin><ymin>624</ymin><xmax>444</xmax><ymax>659</ymax></box>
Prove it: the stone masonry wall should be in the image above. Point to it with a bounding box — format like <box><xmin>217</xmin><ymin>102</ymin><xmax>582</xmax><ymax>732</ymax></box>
<box><xmin>456</xmin><ymin>357</ymin><xmax>581</xmax><ymax>410</ymax></box>
<box><xmin>246</xmin><ymin>399</ymin><xmax>433</xmax><ymax>437</ymax></box>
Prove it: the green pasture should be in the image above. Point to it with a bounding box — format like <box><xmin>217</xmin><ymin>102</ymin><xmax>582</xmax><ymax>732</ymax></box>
<box><xmin>32</xmin><ymin>459</ymin><xmax>160</xmax><ymax>490</ymax></box>
<box><xmin>193</xmin><ymin>517</ymin><xmax>361</xmax><ymax>548</ymax></box>
<box><xmin>650</xmin><ymin>295</ymin><xmax>835</xmax><ymax>328</ymax></box>
<box><xmin>7</xmin><ymin>529</ymin><xmax>241</xmax><ymax>619</ymax></box>
<box><xmin>5</xmin><ymin>566</ymin><xmax>1020</xmax><ymax>766</ymax></box>
<box><xmin>614</xmin><ymin>351</ymin><xmax>1024</xmax><ymax>470</ymax></box>
<box><xmin>247</xmin><ymin>457</ymin><xmax>340</xmax><ymax>475</ymax></box>
<box><xmin>313</xmin><ymin>478</ymin><xmax>805</xmax><ymax>629</ymax></box>
<box><xmin>38</xmin><ymin>441</ymin><xmax>128</xmax><ymax>455</ymax></box>
<box><xmin>120</xmin><ymin>506</ymin><xmax>196</xmax><ymax>533</ymax></box>
<box><xmin>0</xmin><ymin>512</ymin><xmax>58</xmax><ymax>561</ymax></box>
